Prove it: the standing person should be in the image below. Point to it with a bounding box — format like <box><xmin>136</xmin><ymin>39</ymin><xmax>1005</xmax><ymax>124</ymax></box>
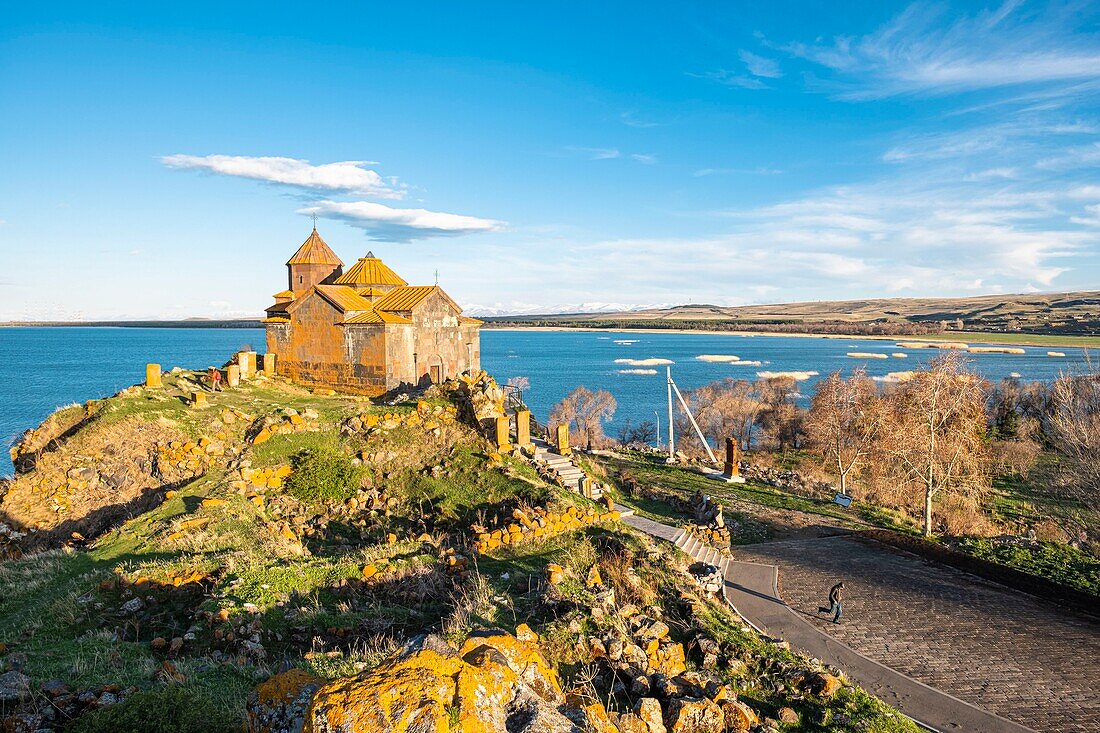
<box><xmin>208</xmin><ymin>367</ymin><xmax>222</xmax><ymax>392</ymax></box>
<box><xmin>818</xmin><ymin>581</ymin><xmax>845</xmax><ymax>624</ymax></box>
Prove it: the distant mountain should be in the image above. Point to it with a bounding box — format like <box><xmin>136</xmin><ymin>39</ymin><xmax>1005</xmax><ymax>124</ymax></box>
<box><xmin>463</xmin><ymin>302</ymin><xmax>674</xmax><ymax>317</ymax></box>
<box><xmin>480</xmin><ymin>291</ymin><xmax>1100</xmax><ymax>339</ymax></box>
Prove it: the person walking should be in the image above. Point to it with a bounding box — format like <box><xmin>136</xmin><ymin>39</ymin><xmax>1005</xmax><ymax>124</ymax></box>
<box><xmin>818</xmin><ymin>581</ymin><xmax>845</xmax><ymax>624</ymax></box>
<box><xmin>208</xmin><ymin>367</ymin><xmax>223</xmax><ymax>392</ymax></box>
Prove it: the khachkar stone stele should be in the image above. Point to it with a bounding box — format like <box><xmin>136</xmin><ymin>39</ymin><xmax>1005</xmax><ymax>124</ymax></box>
<box><xmin>724</xmin><ymin>437</ymin><xmax>745</xmax><ymax>483</ymax></box>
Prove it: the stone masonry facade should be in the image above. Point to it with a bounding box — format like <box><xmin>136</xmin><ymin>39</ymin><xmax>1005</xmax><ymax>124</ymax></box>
<box><xmin>263</xmin><ymin>228</ymin><xmax>480</xmax><ymax>396</ymax></box>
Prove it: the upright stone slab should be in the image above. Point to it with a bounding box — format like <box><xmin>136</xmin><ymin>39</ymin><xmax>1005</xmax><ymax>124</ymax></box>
<box><xmin>580</xmin><ymin>475</ymin><xmax>593</xmax><ymax>498</ymax></box>
<box><xmin>495</xmin><ymin>415</ymin><xmax>512</xmax><ymax>453</ymax></box>
<box><xmin>145</xmin><ymin>363</ymin><xmax>162</xmax><ymax>388</ymax></box>
<box><xmin>556</xmin><ymin>424</ymin><xmax>570</xmax><ymax>455</ymax></box>
<box><xmin>515</xmin><ymin>409</ymin><xmax>532</xmax><ymax>450</ymax></box>
<box><xmin>190</xmin><ymin>391</ymin><xmax>207</xmax><ymax>407</ymax></box>
<box><xmin>262</xmin><ymin>353</ymin><xmax>276</xmax><ymax>376</ymax></box>
<box><xmin>227</xmin><ymin>364</ymin><xmax>241</xmax><ymax>388</ymax></box>
<box><xmin>724</xmin><ymin>437</ymin><xmax>740</xmax><ymax>477</ymax></box>
<box><xmin>238</xmin><ymin>351</ymin><xmax>257</xmax><ymax>379</ymax></box>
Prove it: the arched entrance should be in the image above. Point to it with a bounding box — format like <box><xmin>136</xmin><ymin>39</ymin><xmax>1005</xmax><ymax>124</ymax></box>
<box><xmin>427</xmin><ymin>354</ymin><xmax>445</xmax><ymax>384</ymax></box>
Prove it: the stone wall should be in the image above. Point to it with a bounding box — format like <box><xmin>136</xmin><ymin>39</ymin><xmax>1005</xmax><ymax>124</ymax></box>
<box><xmin>266</xmin><ymin>295</ymin><xmax>388</xmax><ymax>396</ymax></box>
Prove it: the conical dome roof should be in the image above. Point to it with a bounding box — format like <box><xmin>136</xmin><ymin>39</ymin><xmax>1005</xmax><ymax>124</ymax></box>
<box><xmin>286</xmin><ymin>228</ymin><xmax>343</xmax><ymax>267</ymax></box>
<box><xmin>333</xmin><ymin>251</ymin><xmax>407</xmax><ymax>287</ymax></box>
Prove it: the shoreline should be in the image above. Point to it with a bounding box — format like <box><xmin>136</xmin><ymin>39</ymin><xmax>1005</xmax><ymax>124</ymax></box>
<box><xmin>486</xmin><ymin>325</ymin><xmax>1099</xmax><ymax>349</ymax></box>
<box><xmin>1</xmin><ymin>321</ymin><xmax>1094</xmax><ymax>349</ymax></box>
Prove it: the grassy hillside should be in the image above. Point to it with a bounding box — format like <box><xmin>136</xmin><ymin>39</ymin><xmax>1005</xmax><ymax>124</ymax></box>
<box><xmin>0</xmin><ymin>368</ymin><xmax>921</xmax><ymax>731</ymax></box>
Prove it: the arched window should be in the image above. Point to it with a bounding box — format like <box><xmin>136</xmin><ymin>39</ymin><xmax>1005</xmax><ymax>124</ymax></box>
<box><xmin>298</xmin><ymin>275</ymin><xmax>303</xmax><ymax>284</ymax></box>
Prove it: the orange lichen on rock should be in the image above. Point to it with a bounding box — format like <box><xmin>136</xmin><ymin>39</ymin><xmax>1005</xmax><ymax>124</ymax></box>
<box><xmin>247</xmin><ymin>630</ymin><xmax>606</xmax><ymax>733</ymax></box>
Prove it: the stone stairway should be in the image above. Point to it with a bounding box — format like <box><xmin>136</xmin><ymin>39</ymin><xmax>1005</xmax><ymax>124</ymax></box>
<box><xmin>530</xmin><ymin>437</ymin><xmax>603</xmax><ymax>500</ymax></box>
<box><xmin>672</xmin><ymin>527</ymin><xmax>730</xmax><ymax>575</ymax></box>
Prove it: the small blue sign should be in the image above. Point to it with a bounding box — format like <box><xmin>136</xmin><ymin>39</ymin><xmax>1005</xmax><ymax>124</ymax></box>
<box><xmin>833</xmin><ymin>493</ymin><xmax>853</xmax><ymax>508</ymax></box>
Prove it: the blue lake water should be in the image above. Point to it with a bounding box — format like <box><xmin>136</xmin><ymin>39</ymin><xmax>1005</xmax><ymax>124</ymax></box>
<box><xmin>0</xmin><ymin>327</ymin><xmax>1092</xmax><ymax>475</ymax></box>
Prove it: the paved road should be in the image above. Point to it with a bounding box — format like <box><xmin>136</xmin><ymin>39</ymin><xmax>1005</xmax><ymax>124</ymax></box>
<box><xmin>733</xmin><ymin>535</ymin><xmax>1100</xmax><ymax>733</ymax></box>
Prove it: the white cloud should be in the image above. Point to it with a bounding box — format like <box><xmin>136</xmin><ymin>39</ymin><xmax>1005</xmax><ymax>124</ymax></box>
<box><xmin>738</xmin><ymin>50</ymin><xmax>782</xmax><ymax>79</ymax></box>
<box><xmin>563</xmin><ymin>146</ymin><xmax>621</xmax><ymax>160</ymax></box>
<box><xmin>688</xmin><ymin>69</ymin><xmax>767</xmax><ymax>90</ymax></box>
<box><xmin>300</xmin><ymin>200</ymin><xmax>505</xmax><ymax>242</ymax></box>
<box><xmin>779</xmin><ymin>2</ymin><xmax>1100</xmax><ymax>98</ymax></box>
<box><xmin>631</xmin><ymin>153</ymin><xmax>657</xmax><ymax>164</ymax></box>
<box><xmin>162</xmin><ymin>154</ymin><xmax>405</xmax><ymax>198</ymax></box>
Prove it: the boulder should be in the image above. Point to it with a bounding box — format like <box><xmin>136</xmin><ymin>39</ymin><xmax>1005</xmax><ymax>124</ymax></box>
<box><xmin>719</xmin><ymin>700</ymin><xmax>759</xmax><ymax>732</ymax></box>
<box><xmin>0</xmin><ymin>670</ymin><xmax>31</xmax><ymax>702</ymax></box>
<box><xmin>664</xmin><ymin>697</ymin><xmax>724</xmax><ymax>733</ymax></box>
<box><xmin>633</xmin><ymin>698</ymin><xmax>666</xmax><ymax>733</ymax></box>
<box><xmin>247</xmin><ymin>630</ymin><xmax>586</xmax><ymax>733</ymax></box>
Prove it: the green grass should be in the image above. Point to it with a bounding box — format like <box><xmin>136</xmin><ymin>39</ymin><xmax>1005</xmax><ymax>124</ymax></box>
<box><xmin>955</xmin><ymin>538</ymin><xmax>1100</xmax><ymax>597</ymax></box>
<box><xmin>284</xmin><ymin>447</ymin><xmax>364</xmax><ymax>504</ymax></box>
<box><xmin>66</xmin><ymin>683</ymin><xmax>241</xmax><ymax>733</ymax></box>
<box><xmin>602</xmin><ymin>452</ymin><xmax>916</xmax><ymax>535</ymax></box>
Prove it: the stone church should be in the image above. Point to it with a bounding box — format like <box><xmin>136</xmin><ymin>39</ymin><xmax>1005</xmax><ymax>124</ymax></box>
<box><xmin>263</xmin><ymin>227</ymin><xmax>481</xmax><ymax>395</ymax></box>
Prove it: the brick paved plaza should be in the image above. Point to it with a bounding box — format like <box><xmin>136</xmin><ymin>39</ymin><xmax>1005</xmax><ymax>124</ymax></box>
<box><xmin>734</xmin><ymin>535</ymin><xmax>1100</xmax><ymax>732</ymax></box>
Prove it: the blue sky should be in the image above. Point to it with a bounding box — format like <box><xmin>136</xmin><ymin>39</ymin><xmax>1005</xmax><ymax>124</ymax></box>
<box><xmin>1</xmin><ymin>1</ymin><xmax>1099</xmax><ymax>320</ymax></box>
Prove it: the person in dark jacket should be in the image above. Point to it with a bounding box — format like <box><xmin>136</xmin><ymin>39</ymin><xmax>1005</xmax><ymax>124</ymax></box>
<box><xmin>818</xmin><ymin>582</ymin><xmax>845</xmax><ymax>623</ymax></box>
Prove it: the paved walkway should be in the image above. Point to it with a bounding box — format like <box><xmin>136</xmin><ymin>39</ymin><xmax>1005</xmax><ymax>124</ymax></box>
<box><xmin>617</xmin><ymin>510</ymin><xmax>1092</xmax><ymax>732</ymax></box>
<box><xmin>734</xmin><ymin>536</ymin><xmax>1100</xmax><ymax>733</ymax></box>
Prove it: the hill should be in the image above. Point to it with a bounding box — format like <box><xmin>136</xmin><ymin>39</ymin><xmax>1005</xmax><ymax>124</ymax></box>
<box><xmin>486</xmin><ymin>290</ymin><xmax>1100</xmax><ymax>341</ymax></box>
<box><xmin>0</xmin><ymin>360</ymin><xmax>918</xmax><ymax>732</ymax></box>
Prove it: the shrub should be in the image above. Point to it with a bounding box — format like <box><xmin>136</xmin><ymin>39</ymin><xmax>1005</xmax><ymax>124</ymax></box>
<box><xmin>66</xmin><ymin>685</ymin><xmax>238</xmax><ymax>733</ymax></box>
<box><xmin>284</xmin><ymin>448</ymin><xmax>363</xmax><ymax>504</ymax></box>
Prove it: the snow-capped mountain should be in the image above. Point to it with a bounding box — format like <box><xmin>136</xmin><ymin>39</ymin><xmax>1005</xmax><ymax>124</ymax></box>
<box><xmin>462</xmin><ymin>302</ymin><xmax>675</xmax><ymax>317</ymax></box>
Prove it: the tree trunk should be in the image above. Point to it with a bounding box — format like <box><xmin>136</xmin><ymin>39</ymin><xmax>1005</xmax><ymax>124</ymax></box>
<box><xmin>923</xmin><ymin>487</ymin><xmax>933</xmax><ymax>537</ymax></box>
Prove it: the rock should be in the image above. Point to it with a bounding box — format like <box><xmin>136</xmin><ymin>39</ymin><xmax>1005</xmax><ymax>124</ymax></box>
<box><xmin>247</xmin><ymin>667</ymin><xmax>322</xmax><ymax>733</ymax></box>
<box><xmin>247</xmin><ymin>630</ymin><xmax>585</xmax><ymax>733</ymax></box>
<box><xmin>778</xmin><ymin>707</ymin><xmax>799</xmax><ymax>724</ymax></box>
<box><xmin>664</xmin><ymin>697</ymin><xmax>724</xmax><ymax>733</ymax></box>
<box><xmin>634</xmin><ymin>697</ymin><xmax>666</xmax><ymax>733</ymax></box>
<box><xmin>41</xmin><ymin>678</ymin><xmax>69</xmax><ymax>697</ymax></box>
<box><xmin>0</xmin><ymin>670</ymin><xmax>32</xmax><ymax>702</ymax></box>
<box><xmin>814</xmin><ymin>672</ymin><xmax>842</xmax><ymax>698</ymax></box>
<box><xmin>515</xmin><ymin>623</ymin><xmax>539</xmax><ymax>643</ymax></box>
<box><xmin>120</xmin><ymin>597</ymin><xmax>145</xmax><ymax>614</ymax></box>
<box><xmin>719</xmin><ymin>700</ymin><xmax>759</xmax><ymax>732</ymax></box>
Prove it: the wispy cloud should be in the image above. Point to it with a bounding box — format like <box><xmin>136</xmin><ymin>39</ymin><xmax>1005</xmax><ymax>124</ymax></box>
<box><xmin>688</xmin><ymin>69</ymin><xmax>766</xmax><ymax>90</ymax></box>
<box><xmin>738</xmin><ymin>50</ymin><xmax>782</xmax><ymax>79</ymax></box>
<box><xmin>693</xmin><ymin>167</ymin><xmax>783</xmax><ymax>177</ymax></box>
<box><xmin>619</xmin><ymin>111</ymin><xmax>664</xmax><ymax>128</ymax></box>
<box><xmin>692</xmin><ymin>48</ymin><xmax>784</xmax><ymax>91</ymax></box>
<box><xmin>161</xmin><ymin>154</ymin><xmax>405</xmax><ymax>198</ymax></box>
<box><xmin>563</xmin><ymin>146</ymin><xmax>621</xmax><ymax>160</ymax></box>
<box><xmin>777</xmin><ymin>1</ymin><xmax>1100</xmax><ymax>99</ymax></box>
<box><xmin>300</xmin><ymin>200</ymin><xmax>505</xmax><ymax>242</ymax></box>
<box><xmin>630</xmin><ymin>153</ymin><xmax>658</xmax><ymax>164</ymax></box>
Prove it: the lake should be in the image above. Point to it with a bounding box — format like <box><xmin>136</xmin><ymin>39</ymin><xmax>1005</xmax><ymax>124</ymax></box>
<box><xmin>0</xmin><ymin>326</ymin><xmax>1092</xmax><ymax>475</ymax></box>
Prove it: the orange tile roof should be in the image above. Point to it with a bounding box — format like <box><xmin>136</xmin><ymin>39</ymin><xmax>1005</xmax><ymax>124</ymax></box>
<box><xmin>314</xmin><ymin>285</ymin><xmax>375</xmax><ymax>312</ymax></box>
<box><xmin>262</xmin><ymin>316</ymin><xmax>290</xmax><ymax>324</ymax></box>
<box><xmin>342</xmin><ymin>310</ymin><xmax>413</xmax><ymax>325</ymax></box>
<box><xmin>272</xmin><ymin>289</ymin><xmax>295</xmax><ymax>300</ymax></box>
<box><xmin>333</xmin><ymin>253</ymin><xmax>407</xmax><ymax>287</ymax></box>
<box><xmin>355</xmin><ymin>286</ymin><xmax>386</xmax><ymax>298</ymax></box>
<box><xmin>286</xmin><ymin>228</ymin><xmax>343</xmax><ymax>266</ymax></box>
<box><xmin>459</xmin><ymin>316</ymin><xmax>483</xmax><ymax>325</ymax></box>
<box><xmin>373</xmin><ymin>285</ymin><xmax>442</xmax><ymax>313</ymax></box>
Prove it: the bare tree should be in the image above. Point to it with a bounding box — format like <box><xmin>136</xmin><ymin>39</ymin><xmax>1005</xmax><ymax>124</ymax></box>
<box><xmin>682</xmin><ymin>379</ymin><xmax>763</xmax><ymax>451</ymax></box>
<box><xmin>879</xmin><ymin>354</ymin><xmax>989</xmax><ymax>537</ymax></box>
<box><xmin>758</xmin><ymin>376</ymin><xmax>805</xmax><ymax>451</ymax></box>
<box><xmin>804</xmin><ymin>369</ymin><xmax>880</xmax><ymax>496</ymax></box>
<box><xmin>549</xmin><ymin>386</ymin><xmax>617</xmax><ymax>449</ymax></box>
<box><xmin>1046</xmin><ymin>369</ymin><xmax>1100</xmax><ymax>512</ymax></box>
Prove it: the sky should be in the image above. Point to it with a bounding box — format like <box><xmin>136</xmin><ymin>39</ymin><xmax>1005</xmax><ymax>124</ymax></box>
<box><xmin>1</xmin><ymin>0</ymin><xmax>1099</xmax><ymax>320</ymax></box>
